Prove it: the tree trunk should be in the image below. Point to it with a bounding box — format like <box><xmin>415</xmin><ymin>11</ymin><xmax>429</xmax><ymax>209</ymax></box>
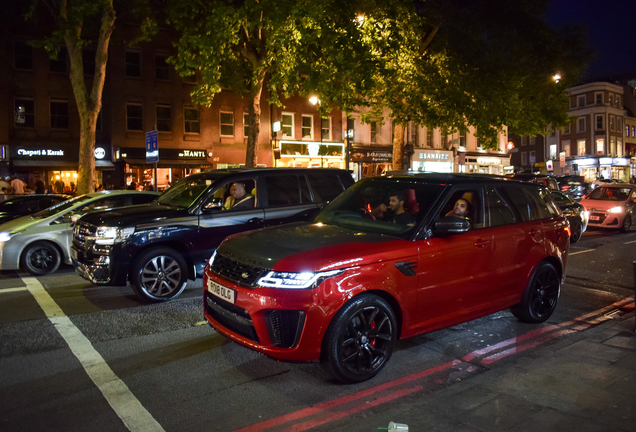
<box><xmin>392</xmin><ymin>123</ymin><xmax>405</xmax><ymax>171</ymax></box>
<box><xmin>245</xmin><ymin>71</ymin><xmax>266</xmax><ymax>168</ymax></box>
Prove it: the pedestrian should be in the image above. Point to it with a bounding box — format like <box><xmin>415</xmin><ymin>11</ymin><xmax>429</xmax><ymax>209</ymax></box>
<box><xmin>10</xmin><ymin>176</ymin><xmax>26</xmax><ymax>194</ymax></box>
<box><xmin>630</xmin><ymin>175</ymin><xmax>636</xmax><ymax>185</ymax></box>
<box><xmin>34</xmin><ymin>180</ymin><xmax>45</xmax><ymax>194</ymax></box>
<box><xmin>0</xmin><ymin>177</ymin><xmax>10</xmax><ymax>201</ymax></box>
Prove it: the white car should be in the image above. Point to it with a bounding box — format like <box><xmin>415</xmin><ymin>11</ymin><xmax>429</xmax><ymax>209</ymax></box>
<box><xmin>0</xmin><ymin>190</ymin><xmax>159</xmax><ymax>275</ymax></box>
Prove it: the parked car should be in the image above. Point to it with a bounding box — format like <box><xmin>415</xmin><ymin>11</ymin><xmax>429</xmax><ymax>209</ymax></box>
<box><xmin>71</xmin><ymin>168</ymin><xmax>355</xmax><ymax>303</ymax></box>
<box><xmin>510</xmin><ymin>173</ymin><xmax>559</xmax><ymax>190</ymax></box>
<box><xmin>550</xmin><ymin>190</ymin><xmax>588</xmax><ymax>242</ymax></box>
<box><xmin>0</xmin><ymin>191</ymin><xmax>159</xmax><ymax>275</ymax></box>
<box><xmin>555</xmin><ymin>175</ymin><xmax>586</xmax><ymax>201</ymax></box>
<box><xmin>203</xmin><ymin>173</ymin><xmax>570</xmax><ymax>383</ymax></box>
<box><xmin>0</xmin><ymin>194</ymin><xmax>71</xmax><ymax>225</ymax></box>
<box><xmin>581</xmin><ymin>184</ymin><xmax>636</xmax><ymax>232</ymax></box>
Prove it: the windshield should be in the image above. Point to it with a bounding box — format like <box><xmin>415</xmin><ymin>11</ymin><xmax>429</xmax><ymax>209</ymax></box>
<box><xmin>157</xmin><ymin>174</ymin><xmax>221</xmax><ymax>209</ymax></box>
<box><xmin>315</xmin><ymin>177</ymin><xmax>444</xmax><ymax>237</ymax></box>
<box><xmin>32</xmin><ymin>195</ymin><xmax>92</xmax><ymax>218</ymax></box>
<box><xmin>588</xmin><ymin>187</ymin><xmax>632</xmax><ymax>201</ymax></box>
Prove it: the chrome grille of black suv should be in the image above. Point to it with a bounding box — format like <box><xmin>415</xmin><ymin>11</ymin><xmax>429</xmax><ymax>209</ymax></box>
<box><xmin>73</xmin><ymin>221</ymin><xmax>97</xmax><ymax>251</ymax></box>
<box><xmin>210</xmin><ymin>253</ymin><xmax>268</xmax><ymax>287</ymax></box>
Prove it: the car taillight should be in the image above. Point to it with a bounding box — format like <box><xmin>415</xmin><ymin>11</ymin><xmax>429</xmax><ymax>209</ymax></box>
<box><xmin>565</xmin><ymin>225</ymin><xmax>571</xmax><ymax>237</ymax></box>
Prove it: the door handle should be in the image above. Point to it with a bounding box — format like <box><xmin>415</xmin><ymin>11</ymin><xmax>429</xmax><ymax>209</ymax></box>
<box><xmin>247</xmin><ymin>217</ymin><xmax>263</xmax><ymax>224</ymax></box>
<box><xmin>474</xmin><ymin>239</ymin><xmax>489</xmax><ymax>248</ymax></box>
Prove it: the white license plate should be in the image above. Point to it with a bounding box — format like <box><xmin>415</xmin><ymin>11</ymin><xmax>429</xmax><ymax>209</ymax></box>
<box><xmin>70</xmin><ymin>248</ymin><xmax>78</xmax><ymax>260</ymax></box>
<box><xmin>207</xmin><ymin>279</ymin><xmax>236</xmax><ymax>304</ymax></box>
<box><xmin>589</xmin><ymin>215</ymin><xmax>600</xmax><ymax>221</ymax></box>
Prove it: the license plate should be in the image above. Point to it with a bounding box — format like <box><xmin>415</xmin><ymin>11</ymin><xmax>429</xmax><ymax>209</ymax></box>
<box><xmin>207</xmin><ymin>279</ymin><xmax>236</xmax><ymax>304</ymax></box>
<box><xmin>70</xmin><ymin>248</ymin><xmax>78</xmax><ymax>260</ymax></box>
<box><xmin>589</xmin><ymin>215</ymin><xmax>600</xmax><ymax>221</ymax></box>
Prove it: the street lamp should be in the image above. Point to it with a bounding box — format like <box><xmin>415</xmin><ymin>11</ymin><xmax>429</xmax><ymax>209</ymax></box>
<box><xmin>553</xmin><ymin>73</ymin><xmax>561</xmax><ymax>83</ymax></box>
<box><xmin>309</xmin><ymin>96</ymin><xmax>323</xmax><ymax>167</ymax></box>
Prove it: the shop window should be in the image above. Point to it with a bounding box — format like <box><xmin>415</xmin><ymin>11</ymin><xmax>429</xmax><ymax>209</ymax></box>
<box><xmin>50</xmin><ymin>47</ymin><xmax>67</xmax><ymax>73</ymax></box>
<box><xmin>220</xmin><ymin>111</ymin><xmax>234</xmax><ymax>136</ymax></box>
<box><xmin>14</xmin><ymin>98</ymin><xmax>35</xmax><ymax>128</ymax></box>
<box><xmin>184</xmin><ymin>107</ymin><xmax>200</xmax><ymax>133</ymax></box>
<box><xmin>596</xmin><ymin>115</ymin><xmax>604</xmax><ymax>130</ymax></box>
<box><xmin>126</xmin><ymin>103</ymin><xmax>143</xmax><ymax>131</ymax></box>
<box><xmin>243</xmin><ymin>113</ymin><xmax>249</xmax><ymax>138</ymax></box>
<box><xmin>577</xmin><ymin>117</ymin><xmax>585</xmax><ymax>133</ymax></box>
<box><xmin>50</xmin><ymin>100</ymin><xmax>69</xmax><ymax>129</ymax></box>
<box><xmin>156</xmin><ymin>105</ymin><xmax>172</xmax><ymax>132</ymax></box>
<box><xmin>577</xmin><ymin>95</ymin><xmax>585</xmax><ymax>107</ymax></box>
<box><xmin>14</xmin><ymin>41</ymin><xmax>33</xmax><ymax>70</ymax></box>
<box><xmin>282</xmin><ymin>113</ymin><xmax>294</xmax><ymax>138</ymax></box>
<box><xmin>321</xmin><ymin>117</ymin><xmax>331</xmax><ymax>141</ymax></box>
<box><xmin>155</xmin><ymin>54</ymin><xmax>170</xmax><ymax>81</ymax></box>
<box><xmin>577</xmin><ymin>139</ymin><xmax>586</xmax><ymax>156</ymax></box>
<box><xmin>301</xmin><ymin>115</ymin><xmax>313</xmax><ymax>139</ymax></box>
<box><xmin>370</xmin><ymin>121</ymin><xmax>378</xmax><ymax>143</ymax></box>
<box><xmin>125</xmin><ymin>51</ymin><xmax>142</xmax><ymax>78</ymax></box>
<box><xmin>426</xmin><ymin>130</ymin><xmax>432</xmax><ymax>147</ymax></box>
<box><xmin>83</xmin><ymin>49</ymin><xmax>96</xmax><ymax>76</ymax></box>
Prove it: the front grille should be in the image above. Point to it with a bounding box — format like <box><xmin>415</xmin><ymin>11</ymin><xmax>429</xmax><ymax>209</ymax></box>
<box><xmin>205</xmin><ymin>293</ymin><xmax>259</xmax><ymax>343</ymax></box>
<box><xmin>589</xmin><ymin>212</ymin><xmax>607</xmax><ymax>224</ymax></box>
<box><xmin>73</xmin><ymin>222</ymin><xmax>97</xmax><ymax>252</ymax></box>
<box><xmin>265</xmin><ymin>310</ymin><xmax>305</xmax><ymax>348</ymax></box>
<box><xmin>211</xmin><ymin>253</ymin><xmax>268</xmax><ymax>287</ymax></box>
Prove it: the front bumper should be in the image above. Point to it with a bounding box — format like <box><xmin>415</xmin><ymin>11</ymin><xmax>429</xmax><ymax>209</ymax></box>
<box><xmin>71</xmin><ymin>245</ymin><xmax>128</xmax><ymax>286</ymax></box>
<box><xmin>586</xmin><ymin>211</ymin><xmax>624</xmax><ymax>228</ymax></box>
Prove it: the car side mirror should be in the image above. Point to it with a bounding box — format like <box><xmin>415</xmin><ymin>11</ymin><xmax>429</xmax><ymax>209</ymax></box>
<box><xmin>203</xmin><ymin>197</ymin><xmax>224</xmax><ymax>211</ymax></box>
<box><xmin>434</xmin><ymin>216</ymin><xmax>470</xmax><ymax>235</ymax></box>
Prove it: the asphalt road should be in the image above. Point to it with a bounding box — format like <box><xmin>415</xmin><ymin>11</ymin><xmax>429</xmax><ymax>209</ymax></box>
<box><xmin>1</xmin><ymin>227</ymin><xmax>635</xmax><ymax>432</ymax></box>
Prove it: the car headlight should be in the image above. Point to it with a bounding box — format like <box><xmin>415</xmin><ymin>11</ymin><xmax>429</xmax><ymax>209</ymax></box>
<box><xmin>609</xmin><ymin>206</ymin><xmax>624</xmax><ymax>213</ymax></box>
<box><xmin>94</xmin><ymin>226</ymin><xmax>135</xmax><ymax>245</ymax></box>
<box><xmin>208</xmin><ymin>250</ymin><xmax>217</xmax><ymax>266</ymax></box>
<box><xmin>257</xmin><ymin>269</ymin><xmax>343</xmax><ymax>289</ymax></box>
<box><xmin>0</xmin><ymin>232</ymin><xmax>13</xmax><ymax>242</ymax></box>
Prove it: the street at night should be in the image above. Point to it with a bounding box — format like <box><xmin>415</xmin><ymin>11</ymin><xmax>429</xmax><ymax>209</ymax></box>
<box><xmin>1</xmin><ymin>228</ymin><xmax>634</xmax><ymax>432</ymax></box>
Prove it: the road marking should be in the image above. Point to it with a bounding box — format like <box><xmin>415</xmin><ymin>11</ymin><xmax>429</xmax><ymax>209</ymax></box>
<box><xmin>624</xmin><ymin>240</ymin><xmax>636</xmax><ymax>244</ymax></box>
<box><xmin>0</xmin><ymin>287</ymin><xmax>28</xmax><ymax>293</ymax></box>
<box><xmin>569</xmin><ymin>249</ymin><xmax>595</xmax><ymax>255</ymax></box>
<box><xmin>22</xmin><ymin>276</ymin><xmax>165</xmax><ymax>432</ymax></box>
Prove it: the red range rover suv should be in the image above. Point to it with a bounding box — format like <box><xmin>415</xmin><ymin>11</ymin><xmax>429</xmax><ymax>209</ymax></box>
<box><xmin>203</xmin><ymin>174</ymin><xmax>570</xmax><ymax>383</ymax></box>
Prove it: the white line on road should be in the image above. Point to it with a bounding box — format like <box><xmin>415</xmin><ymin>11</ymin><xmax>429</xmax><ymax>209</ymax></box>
<box><xmin>0</xmin><ymin>287</ymin><xmax>28</xmax><ymax>293</ymax></box>
<box><xmin>569</xmin><ymin>249</ymin><xmax>595</xmax><ymax>255</ymax></box>
<box><xmin>22</xmin><ymin>276</ymin><xmax>165</xmax><ymax>432</ymax></box>
<box><xmin>624</xmin><ymin>240</ymin><xmax>636</xmax><ymax>244</ymax></box>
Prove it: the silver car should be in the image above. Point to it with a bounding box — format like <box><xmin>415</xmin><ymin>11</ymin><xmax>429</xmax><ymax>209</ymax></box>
<box><xmin>0</xmin><ymin>190</ymin><xmax>159</xmax><ymax>275</ymax></box>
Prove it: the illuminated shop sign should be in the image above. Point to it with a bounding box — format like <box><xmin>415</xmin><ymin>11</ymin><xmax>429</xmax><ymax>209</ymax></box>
<box><xmin>94</xmin><ymin>147</ymin><xmax>106</xmax><ymax>159</ymax></box>
<box><xmin>17</xmin><ymin>148</ymin><xmax>64</xmax><ymax>157</ymax></box>
<box><xmin>280</xmin><ymin>141</ymin><xmax>345</xmax><ymax>158</ymax></box>
<box><xmin>351</xmin><ymin>146</ymin><xmax>392</xmax><ymax>163</ymax></box>
<box><xmin>476</xmin><ymin>157</ymin><xmax>503</xmax><ymax>165</ymax></box>
<box><xmin>178</xmin><ymin>150</ymin><xmax>206</xmax><ymax>158</ymax></box>
<box><xmin>416</xmin><ymin>152</ymin><xmax>451</xmax><ymax>161</ymax></box>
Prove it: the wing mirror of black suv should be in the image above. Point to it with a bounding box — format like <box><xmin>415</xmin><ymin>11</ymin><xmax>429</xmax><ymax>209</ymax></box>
<box><xmin>203</xmin><ymin>197</ymin><xmax>224</xmax><ymax>211</ymax></box>
<box><xmin>434</xmin><ymin>216</ymin><xmax>470</xmax><ymax>236</ymax></box>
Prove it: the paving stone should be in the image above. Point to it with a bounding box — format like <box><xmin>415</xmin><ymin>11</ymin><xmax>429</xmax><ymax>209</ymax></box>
<box><xmin>612</xmin><ymin>351</ymin><xmax>636</xmax><ymax>371</ymax></box>
<box><xmin>512</xmin><ymin>408</ymin><xmax>612</xmax><ymax>432</ymax></box>
<box><xmin>555</xmin><ymin>340</ymin><xmax>631</xmax><ymax>362</ymax></box>
<box><xmin>595</xmin><ymin>394</ymin><xmax>636</xmax><ymax>432</ymax></box>
<box><xmin>461</xmin><ymin>393</ymin><xmax>543</xmax><ymax>431</ymax></box>
<box><xmin>604</xmin><ymin>371</ymin><xmax>636</xmax><ymax>398</ymax></box>
<box><xmin>425</xmin><ymin>385</ymin><xmax>500</xmax><ymax>418</ymax></box>
<box><xmin>603</xmin><ymin>333</ymin><xmax>636</xmax><ymax>350</ymax></box>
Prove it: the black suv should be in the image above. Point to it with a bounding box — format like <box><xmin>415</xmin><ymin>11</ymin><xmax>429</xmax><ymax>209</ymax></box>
<box><xmin>71</xmin><ymin>168</ymin><xmax>354</xmax><ymax>302</ymax></box>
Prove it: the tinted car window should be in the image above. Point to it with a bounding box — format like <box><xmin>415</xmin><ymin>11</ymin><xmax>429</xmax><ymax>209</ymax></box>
<box><xmin>551</xmin><ymin>191</ymin><xmax>574</xmax><ymax>206</ymax></box>
<box><xmin>485</xmin><ymin>187</ymin><xmax>516</xmax><ymax>227</ymax></box>
<box><xmin>131</xmin><ymin>194</ymin><xmax>158</xmax><ymax>205</ymax></box>
<box><xmin>307</xmin><ymin>173</ymin><xmax>344</xmax><ymax>203</ymax></box>
<box><xmin>588</xmin><ymin>187</ymin><xmax>632</xmax><ymax>201</ymax></box>
<box><xmin>535</xmin><ymin>188</ymin><xmax>559</xmax><ymax>217</ymax></box>
<box><xmin>499</xmin><ymin>187</ymin><xmax>531</xmax><ymax>222</ymax></box>
<box><xmin>266</xmin><ymin>175</ymin><xmax>310</xmax><ymax>206</ymax></box>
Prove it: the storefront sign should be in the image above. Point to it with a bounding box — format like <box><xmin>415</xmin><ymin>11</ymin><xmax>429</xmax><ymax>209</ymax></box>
<box><xmin>416</xmin><ymin>152</ymin><xmax>450</xmax><ymax>161</ymax></box>
<box><xmin>559</xmin><ymin>151</ymin><xmax>566</xmax><ymax>168</ymax></box>
<box><xmin>94</xmin><ymin>147</ymin><xmax>106</xmax><ymax>159</ymax></box>
<box><xmin>178</xmin><ymin>150</ymin><xmax>206</xmax><ymax>158</ymax></box>
<box><xmin>280</xmin><ymin>141</ymin><xmax>345</xmax><ymax>158</ymax></box>
<box><xmin>120</xmin><ymin>147</ymin><xmax>208</xmax><ymax>160</ymax></box>
<box><xmin>476</xmin><ymin>157</ymin><xmax>503</xmax><ymax>165</ymax></box>
<box><xmin>16</xmin><ymin>148</ymin><xmax>65</xmax><ymax>157</ymax></box>
<box><xmin>546</xmin><ymin>160</ymin><xmax>553</xmax><ymax>171</ymax></box>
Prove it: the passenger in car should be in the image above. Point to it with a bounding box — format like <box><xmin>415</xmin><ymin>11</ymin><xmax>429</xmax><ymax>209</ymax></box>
<box><xmin>226</xmin><ymin>183</ymin><xmax>255</xmax><ymax>210</ymax></box>
<box><xmin>388</xmin><ymin>192</ymin><xmax>415</xmax><ymax>225</ymax></box>
<box><xmin>446</xmin><ymin>198</ymin><xmax>471</xmax><ymax>220</ymax></box>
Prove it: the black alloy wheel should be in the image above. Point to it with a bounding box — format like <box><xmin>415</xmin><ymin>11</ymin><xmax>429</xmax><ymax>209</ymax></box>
<box><xmin>511</xmin><ymin>262</ymin><xmax>560</xmax><ymax>323</ymax></box>
<box><xmin>21</xmin><ymin>241</ymin><xmax>61</xmax><ymax>276</ymax></box>
<box><xmin>322</xmin><ymin>294</ymin><xmax>397</xmax><ymax>383</ymax></box>
<box><xmin>620</xmin><ymin>215</ymin><xmax>631</xmax><ymax>233</ymax></box>
<box><xmin>130</xmin><ymin>247</ymin><xmax>188</xmax><ymax>302</ymax></box>
<box><xmin>569</xmin><ymin>217</ymin><xmax>582</xmax><ymax>243</ymax></box>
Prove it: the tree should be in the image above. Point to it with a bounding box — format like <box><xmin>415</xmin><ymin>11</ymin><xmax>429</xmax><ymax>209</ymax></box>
<box><xmin>26</xmin><ymin>0</ymin><xmax>155</xmax><ymax>194</ymax></box>
<box><xmin>167</xmin><ymin>0</ymin><xmax>377</xmax><ymax>168</ymax></box>
<box><xmin>358</xmin><ymin>0</ymin><xmax>591</xmax><ymax>170</ymax></box>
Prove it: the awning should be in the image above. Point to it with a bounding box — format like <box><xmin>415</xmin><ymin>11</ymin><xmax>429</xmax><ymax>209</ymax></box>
<box><xmin>13</xmin><ymin>159</ymin><xmax>115</xmax><ymax>169</ymax></box>
<box><xmin>122</xmin><ymin>158</ymin><xmax>212</xmax><ymax>168</ymax></box>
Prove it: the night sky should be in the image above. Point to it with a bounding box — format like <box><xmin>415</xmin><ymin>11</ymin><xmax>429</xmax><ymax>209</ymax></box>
<box><xmin>545</xmin><ymin>0</ymin><xmax>636</xmax><ymax>79</ymax></box>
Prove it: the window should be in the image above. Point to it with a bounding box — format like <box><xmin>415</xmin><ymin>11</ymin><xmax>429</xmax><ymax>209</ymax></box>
<box><xmin>50</xmin><ymin>100</ymin><xmax>69</xmax><ymax>129</ymax></box>
<box><xmin>530</xmin><ymin>137</ymin><xmax>536</xmax><ymax>146</ymax></box>
<box><xmin>441</xmin><ymin>135</ymin><xmax>447</xmax><ymax>148</ymax></box>
<box><xmin>617</xmin><ymin>116</ymin><xmax>622</xmax><ymax>131</ymax></box>
<box><xmin>610</xmin><ymin>137</ymin><xmax>616</xmax><ymax>156</ymax></box>
<box><xmin>184</xmin><ymin>107</ymin><xmax>200</xmax><ymax>133</ymax></box>
<box><xmin>282</xmin><ymin>113</ymin><xmax>294</xmax><ymax>138</ymax></box>
<box><xmin>125</xmin><ymin>51</ymin><xmax>142</xmax><ymax>78</ymax></box>
<box><xmin>499</xmin><ymin>187</ymin><xmax>531</xmax><ymax>222</ymax></box>
<box><xmin>485</xmin><ymin>187</ymin><xmax>515</xmax><ymax>227</ymax></box>
<box><xmin>346</xmin><ymin>118</ymin><xmax>355</xmax><ymax>141</ymax></box>
<box><xmin>596</xmin><ymin>114</ymin><xmax>604</xmax><ymax>130</ymax></box>
<box><xmin>633</xmin><ymin>126</ymin><xmax>635</xmax><ymax>138</ymax></box>
<box><xmin>459</xmin><ymin>131</ymin><xmax>466</xmax><ymax>147</ymax></box>
<box><xmin>609</xmin><ymin>115</ymin><xmax>615</xmax><ymax>132</ymax></box>
<box><xmin>577</xmin><ymin>95</ymin><xmax>585</xmax><ymax>107</ymax></box>
<box><xmin>521</xmin><ymin>151</ymin><xmax>528</xmax><ymax>165</ymax></box>
<box><xmin>50</xmin><ymin>48</ymin><xmax>67</xmax><ymax>73</ymax></box>
<box><xmin>616</xmin><ymin>96</ymin><xmax>621</xmax><ymax>108</ymax></box>
<box><xmin>156</xmin><ymin>105</ymin><xmax>172</xmax><ymax>132</ymax></box>
<box><xmin>155</xmin><ymin>54</ymin><xmax>170</xmax><ymax>80</ymax></box>
<box><xmin>321</xmin><ymin>117</ymin><xmax>331</xmax><ymax>141</ymax></box>
<box><xmin>14</xmin><ymin>98</ymin><xmax>35</xmax><ymax>127</ymax></box>
<box><xmin>83</xmin><ymin>49</ymin><xmax>96</xmax><ymax>76</ymax></box>
<box><xmin>562</xmin><ymin>141</ymin><xmax>570</xmax><ymax>157</ymax></box>
<box><xmin>126</xmin><ymin>103</ymin><xmax>143</xmax><ymax>131</ymax></box>
<box><xmin>609</xmin><ymin>94</ymin><xmax>614</xmax><ymax>107</ymax></box>
<box><xmin>563</xmin><ymin>124</ymin><xmax>570</xmax><ymax>135</ymax></box>
<box><xmin>596</xmin><ymin>138</ymin><xmax>604</xmax><ymax>155</ymax></box>
<box><xmin>220</xmin><ymin>111</ymin><xmax>234</xmax><ymax>136</ymax></box>
<box><xmin>14</xmin><ymin>41</ymin><xmax>33</xmax><ymax>69</ymax></box>
<box><xmin>426</xmin><ymin>130</ymin><xmax>432</xmax><ymax>147</ymax></box>
<box><xmin>617</xmin><ymin>139</ymin><xmax>623</xmax><ymax>157</ymax></box>
<box><xmin>370</xmin><ymin>121</ymin><xmax>378</xmax><ymax>143</ymax></box>
<box><xmin>595</xmin><ymin>92</ymin><xmax>603</xmax><ymax>105</ymax></box>
<box><xmin>301</xmin><ymin>115</ymin><xmax>313</xmax><ymax>139</ymax></box>
<box><xmin>577</xmin><ymin>117</ymin><xmax>585</xmax><ymax>133</ymax></box>
<box><xmin>577</xmin><ymin>139</ymin><xmax>586</xmax><ymax>156</ymax></box>
<box><xmin>306</xmin><ymin>172</ymin><xmax>344</xmax><ymax>203</ymax></box>
<box><xmin>243</xmin><ymin>113</ymin><xmax>249</xmax><ymax>138</ymax></box>
<box><xmin>549</xmin><ymin>144</ymin><xmax>557</xmax><ymax>160</ymax></box>
<box><xmin>266</xmin><ymin>175</ymin><xmax>310</xmax><ymax>206</ymax></box>
<box><xmin>521</xmin><ymin>137</ymin><xmax>528</xmax><ymax>146</ymax></box>
<box><xmin>627</xmin><ymin>125</ymin><xmax>631</xmax><ymax>138</ymax></box>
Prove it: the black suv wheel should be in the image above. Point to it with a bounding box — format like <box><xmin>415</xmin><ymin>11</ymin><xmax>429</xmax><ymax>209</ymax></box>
<box><xmin>130</xmin><ymin>247</ymin><xmax>188</xmax><ymax>302</ymax></box>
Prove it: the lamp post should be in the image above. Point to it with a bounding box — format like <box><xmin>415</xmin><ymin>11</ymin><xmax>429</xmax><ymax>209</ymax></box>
<box><xmin>309</xmin><ymin>96</ymin><xmax>323</xmax><ymax>168</ymax></box>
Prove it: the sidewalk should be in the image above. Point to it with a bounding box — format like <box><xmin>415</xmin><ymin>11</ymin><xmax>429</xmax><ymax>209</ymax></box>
<box><xmin>330</xmin><ymin>311</ymin><xmax>636</xmax><ymax>432</ymax></box>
